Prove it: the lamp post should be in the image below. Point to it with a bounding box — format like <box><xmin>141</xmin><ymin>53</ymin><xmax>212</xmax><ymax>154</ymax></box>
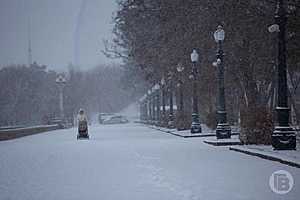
<box><xmin>167</xmin><ymin>71</ymin><xmax>175</xmax><ymax>128</ymax></box>
<box><xmin>144</xmin><ymin>100</ymin><xmax>148</xmax><ymax>121</ymax></box>
<box><xmin>161</xmin><ymin>78</ymin><xmax>167</xmax><ymax>126</ymax></box>
<box><xmin>56</xmin><ymin>74</ymin><xmax>67</xmax><ymax>121</ymax></box>
<box><xmin>139</xmin><ymin>95</ymin><xmax>147</xmax><ymax>122</ymax></box>
<box><xmin>151</xmin><ymin>87</ymin><xmax>156</xmax><ymax>123</ymax></box>
<box><xmin>147</xmin><ymin>89</ymin><xmax>152</xmax><ymax>123</ymax></box>
<box><xmin>190</xmin><ymin>50</ymin><xmax>202</xmax><ymax>133</ymax></box>
<box><xmin>269</xmin><ymin>0</ymin><xmax>296</xmax><ymax>150</ymax></box>
<box><xmin>177</xmin><ymin>63</ymin><xmax>184</xmax><ymax>114</ymax></box>
<box><xmin>143</xmin><ymin>96</ymin><xmax>147</xmax><ymax>121</ymax></box>
<box><xmin>213</xmin><ymin>25</ymin><xmax>231</xmax><ymax>139</ymax></box>
<box><xmin>177</xmin><ymin>63</ymin><xmax>185</xmax><ymax>131</ymax></box>
<box><xmin>139</xmin><ymin>99</ymin><xmax>143</xmax><ymax>121</ymax></box>
<box><xmin>141</xmin><ymin>100</ymin><xmax>146</xmax><ymax>121</ymax></box>
<box><xmin>154</xmin><ymin>84</ymin><xmax>161</xmax><ymax>125</ymax></box>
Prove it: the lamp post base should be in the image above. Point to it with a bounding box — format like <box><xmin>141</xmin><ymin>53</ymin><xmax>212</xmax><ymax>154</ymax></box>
<box><xmin>168</xmin><ymin>120</ymin><xmax>175</xmax><ymax>129</ymax></box>
<box><xmin>272</xmin><ymin>126</ymin><xmax>296</xmax><ymax>150</ymax></box>
<box><xmin>190</xmin><ymin>113</ymin><xmax>201</xmax><ymax>133</ymax></box>
<box><xmin>168</xmin><ymin>114</ymin><xmax>175</xmax><ymax>129</ymax></box>
<box><xmin>191</xmin><ymin>122</ymin><xmax>202</xmax><ymax>133</ymax></box>
<box><xmin>216</xmin><ymin>123</ymin><xmax>231</xmax><ymax>139</ymax></box>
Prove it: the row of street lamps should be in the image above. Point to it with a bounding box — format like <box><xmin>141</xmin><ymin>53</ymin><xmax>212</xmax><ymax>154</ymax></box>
<box><xmin>139</xmin><ymin>25</ymin><xmax>231</xmax><ymax>139</ymax></box>
<box><xmin>55</xmin><ymin>0</ymin><xmax>295</xmax><ymax>150</ymax></box>
<box><xmin>140</xmin><ymin>0</ymin><xmax>297</xmax><ymax>150</ymax></box>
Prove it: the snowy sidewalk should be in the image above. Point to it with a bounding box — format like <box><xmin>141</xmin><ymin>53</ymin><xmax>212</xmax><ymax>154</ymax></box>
<box><xmin>202</xmin><ymin>134</ymin><xmax>300</xmax><ymax>168</ymax></box>
<box><xmin>149</xmin><ymin>124</ymin><xmax>214</xmax><ymax>138</ymax></box>
<box><xmin>149</xmin><ymin>124</ymin><xmax>239</xmax><ymax>138</ymax></box>
<box><xmin>230</xmin><ymin>144</ymin><xmax>300</xmax><ymax>168</ymax></box>
<box><xmin>1</xmin><ymin>123</ymin><xmax>299</xmax><ymax>200</ymax></box>
<box><xmin>149</xmin><ymin>123</ymin><xmax>300</xmax><ymax>168</ymax></box>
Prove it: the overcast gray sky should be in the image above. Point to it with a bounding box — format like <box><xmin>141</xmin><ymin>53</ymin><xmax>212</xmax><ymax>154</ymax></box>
<box><xmin>0</xmin><ymin>0</ymin><xmax>118</xmax><ymax>71</ymax></box>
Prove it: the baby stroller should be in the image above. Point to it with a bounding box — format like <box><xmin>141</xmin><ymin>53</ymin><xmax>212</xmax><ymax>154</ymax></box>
<box><xmin>77</xmin><ymin>120</ymin><xmax>89</xmax><ymax>139</ymax></box>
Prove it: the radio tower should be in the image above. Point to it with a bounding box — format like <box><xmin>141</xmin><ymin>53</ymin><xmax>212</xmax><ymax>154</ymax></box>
<box><xmin>28</xmin><ymin>19</ymin><xmax>32</xmax><ymax>66</ymax></box>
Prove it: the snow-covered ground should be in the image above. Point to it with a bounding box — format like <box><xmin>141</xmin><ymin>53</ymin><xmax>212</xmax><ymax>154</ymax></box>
<box><xmin>230</xmin><ymin>144</ymin><xmax>300</xmax><ymax>167</ymax></box>
<box><xmin>0</xmin><ymin>123</ymin><xmax>299</xmax><ymax>200</ymax></box>
<box><xmin>151</xmin><ymin>124</ymin><xmax>215</xmax><ymax>137</ymax></box>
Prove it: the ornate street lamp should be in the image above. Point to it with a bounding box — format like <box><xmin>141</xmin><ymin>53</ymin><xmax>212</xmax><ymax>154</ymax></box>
<box><xmin>190</xmin><ymin>50</ymin><xmax>202</xmax><ymax>133</ymax></box>
<box><xmin>161</xmin><ymin>77</ymin><xmax>167</xmax><ymax>126</ymax></box>
<box><xmin>151</xmin><ymin>86</ymin><xmax>156</xmax><ymax>123</ymax></box>
<box><xmin>139</xmin><ymin>94</ymin><xmax>147</xmax><ymax>122</ymax></box>
<box><xmin>167</xmin><ymin>71</ymin><xmax>175</xmax><ymax>128</ymax></box>
<box><xmin>147</xmin><ymin>89</ymin><xmax>152</xmax><ymax>123</ymax></box>
<box><xmin>144</xmin><ymin>95</ymin><xmax>148</xmax><ymax>122</ymax></box>
<box><xmin>176</xmin><ymin>63</ymin><xmax>185</xmax><ymax>131</ymax></box>
<box><xmin>144</xmin><ymin>99</ymin><xmax>148</xmax><ymax>121</ymax></box>
<box><xmin>154</xmin><ymin>84</ymin><xmax>160</xmax><ymax>125</ymax></box>
<box><xmin>214</xmin><ymin>25</ymin><xmax>231</xmax><ymax>139</ymax></box>
<box><xmin>177</xmin><ymin>63</ymin><xmax>184</xmax><ymax>113</ymax></box>
<box><xmin>56</xmin><ymin>74</ymin><xmax>67</xmax><ymax>120</ymax></box>
<box><xmin>269</xmin><ymin>0</ymin><xmax>296</xmax><ymax>150</ymax></box>
<box><xmin>139</xmin><ymin>99</ymin><xmax>143</xmax><ymax>121</ymax></box>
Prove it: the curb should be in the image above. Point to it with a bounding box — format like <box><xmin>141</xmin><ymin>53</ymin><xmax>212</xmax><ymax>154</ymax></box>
<box><xmin>149</xmin><ymin>126</ymin><xmax>215</xmax><ymax>138</ymax></box>
<box><xmin>149</xmin><ymin>126</ymin><xmax>239</xmax><ymax>138</ymax></box>
<box><xmin>229</xmin><ymin>146</ymin><xmax>300</xmax><ymax>169</ymax></box>
<box><xmin>204</xmin><ymin>140</ymin><xmax>242</xmax><ymax>146</ymax></box>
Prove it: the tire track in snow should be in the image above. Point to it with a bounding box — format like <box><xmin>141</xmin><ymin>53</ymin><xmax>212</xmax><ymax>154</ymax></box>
<box><xmin>133</xmin><ymin>151</ymin><xmax>201</xmax><ymax>200</ymax></box>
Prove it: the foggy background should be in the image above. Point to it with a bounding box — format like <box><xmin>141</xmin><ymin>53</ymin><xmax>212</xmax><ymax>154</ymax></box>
<box><xmin>0</xmin><ymin>0</ymin><xmax>141</xmax><ymax>127</ymax></box>
<box><xmin>0</xmin><ymin>0</ymin><xmax>117</xmax><ymax>70</ymax></box>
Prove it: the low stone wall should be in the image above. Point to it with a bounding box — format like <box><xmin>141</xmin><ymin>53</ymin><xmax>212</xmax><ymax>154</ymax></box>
<box><xmin>0</xmin><ymin>126</ymin><xmax>24</xmax><ymax>131</ymax></box>
<box><xmin>0</xmin><ymin>125</ymin><xmax>60</xmax><ymax>141</ymax></box>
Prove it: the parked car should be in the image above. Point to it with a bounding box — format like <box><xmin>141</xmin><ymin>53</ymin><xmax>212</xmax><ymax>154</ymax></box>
<box><xmin>102</xmin><ymin>115</ymin><xmax>129</xmax><ymax>125</ymax></box>
<box><xmin>98</xmin><ymin>113</ymin><xmax>115</xmax><ymax>124</ymax></box>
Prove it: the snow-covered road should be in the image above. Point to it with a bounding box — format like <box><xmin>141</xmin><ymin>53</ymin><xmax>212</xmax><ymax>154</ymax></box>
<box><xmin>0</xmin><ymin>123</ymin><xmax>299</xmax><ymax>200</ymax></box>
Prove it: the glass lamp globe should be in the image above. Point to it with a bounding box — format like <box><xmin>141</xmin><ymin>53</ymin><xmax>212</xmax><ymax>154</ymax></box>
<box><xmin>177</xmin><ymin>63</ymin><xmax>184</xmax><ymax>72</ymax></box>
<box><xmin>161</xmin><ymin>78</ymin><xmax>166</xmax><ymax>85</ymax></box>
<box><xmin>214</xmin><ymin>25</ymin><xmax>225</xmax><ymax>42</ymax></box>
<box><xmin>191</xmin><ymin>49</ymin><xmax>199</xmax><ymax>62</ymax></box>
<box><xmin>56</xmin><ymin>74</ymin><xmax>66</xmax><ymax>84</ymax></box>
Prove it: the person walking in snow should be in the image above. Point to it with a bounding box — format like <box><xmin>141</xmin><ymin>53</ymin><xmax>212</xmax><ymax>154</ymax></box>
<box><xmin>77</xmin><ymin>109</ymin><xmax>88</xmax><ymax>122</ymax></box>
<box><xmin>77</xmin><ymin>109</ymin><xmax>89</xmax><ymax>139</ymax></box>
